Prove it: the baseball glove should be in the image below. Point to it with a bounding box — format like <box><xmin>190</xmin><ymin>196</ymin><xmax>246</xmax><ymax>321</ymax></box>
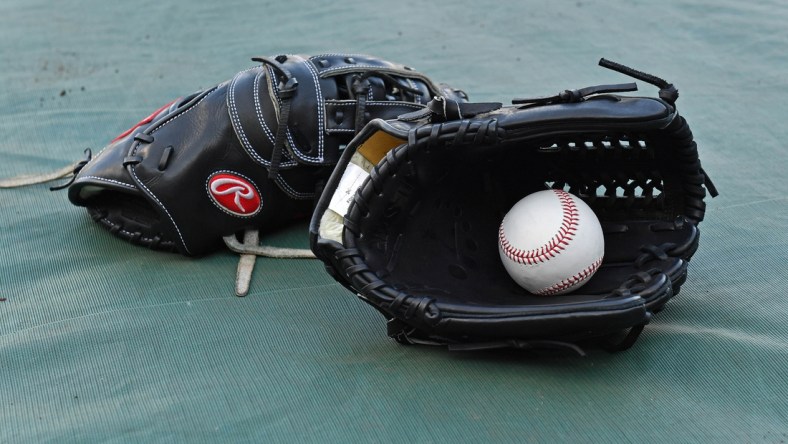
<box><xmin>62</xmin><ymin>53</ymin><xmax>466</xmax><ymax>295</ymax></box>
<box><xmin>65</xmin><ymin>53</ymin><xmax>466</xmax><ymax>256</ymax></box>
<box><xmin>309</xmin><ymin>59</ymin><xmax>717</xmax><ymax>354</ymax></box>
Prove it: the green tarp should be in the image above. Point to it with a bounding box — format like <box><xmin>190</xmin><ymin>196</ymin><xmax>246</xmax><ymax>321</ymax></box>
<box><xmin>1</xmin><ymin>0</ymin><xmax>786</xmax><ymax>441</ymax></box>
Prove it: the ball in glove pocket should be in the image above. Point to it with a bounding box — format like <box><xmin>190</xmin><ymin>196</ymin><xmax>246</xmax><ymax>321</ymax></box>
<box><xmin>498</xmin><ymin>189</ymin><xmax>604</xmax><ymax>295</ymax></box>
<box><xmin>310</xmin><ymin>58</ymin><xmax>717</xmax><ymax>351</ymax></box>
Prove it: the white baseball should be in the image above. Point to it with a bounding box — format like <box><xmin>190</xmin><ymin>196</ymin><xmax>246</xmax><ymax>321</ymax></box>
<box><xmin>498</xmin><ymin>189</ymin><xmax>604</xmax><ymax>295</ymax></box>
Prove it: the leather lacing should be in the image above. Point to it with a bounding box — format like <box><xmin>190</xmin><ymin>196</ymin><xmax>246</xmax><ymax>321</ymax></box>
<box><xmin>255</xmin><ymin>54</ymin><xmax>430</xmax><ymax>182</ymax></box>
<box><xmin>47</xmin><ymin>148</ymin><xmax>93</xmax><ymax>191</ymax></box>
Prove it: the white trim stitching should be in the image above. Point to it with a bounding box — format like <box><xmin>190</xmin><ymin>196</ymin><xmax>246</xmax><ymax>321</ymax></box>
<box><xmin>73</xmin><ymin>176</ymin><xmax>137</xmax><ymax>189</ymax></box>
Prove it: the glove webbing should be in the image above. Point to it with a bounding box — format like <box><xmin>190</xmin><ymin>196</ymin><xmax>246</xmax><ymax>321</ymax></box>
<box><xmin>352</xmin><ymin>72</ymin><xmax>423</xmax><ymax>132</ymax></box>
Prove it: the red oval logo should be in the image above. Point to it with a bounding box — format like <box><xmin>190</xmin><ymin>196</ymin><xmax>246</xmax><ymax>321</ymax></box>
<box><xmin>207</xmin><ymin>173</ymin><xmax>262</xmax><ymax>217</ymax></box>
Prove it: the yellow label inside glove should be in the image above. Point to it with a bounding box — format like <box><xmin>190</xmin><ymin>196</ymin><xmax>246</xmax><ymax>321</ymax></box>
<box><xmin>357</xmin><ymin>130</ymin><xmax>406</xmax><ymax>165</ymax></box>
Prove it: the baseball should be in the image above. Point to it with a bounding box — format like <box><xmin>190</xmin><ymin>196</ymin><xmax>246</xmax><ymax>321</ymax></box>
<box><xmin>498</xmin><ymin>189</ymin><xmax>604</xmax><ymax>295</ymax></box>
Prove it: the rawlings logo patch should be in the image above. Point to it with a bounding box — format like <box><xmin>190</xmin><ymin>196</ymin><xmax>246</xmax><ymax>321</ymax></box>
<box><xmin>207</xmin><ymin>172</ymin><xmax>262</xmax><ymax>217</ymax></box>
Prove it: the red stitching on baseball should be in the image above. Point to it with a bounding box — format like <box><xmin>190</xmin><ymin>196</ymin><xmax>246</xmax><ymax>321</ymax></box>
<box><xmin>535</xmin><ymin>256</ymin><xmax>603</xmax><ymax>296</ymax></box>
<box><xmin>499</xmin><ymin>189</ymin><xmax>579</xmax><ymax>265</ymax></box>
